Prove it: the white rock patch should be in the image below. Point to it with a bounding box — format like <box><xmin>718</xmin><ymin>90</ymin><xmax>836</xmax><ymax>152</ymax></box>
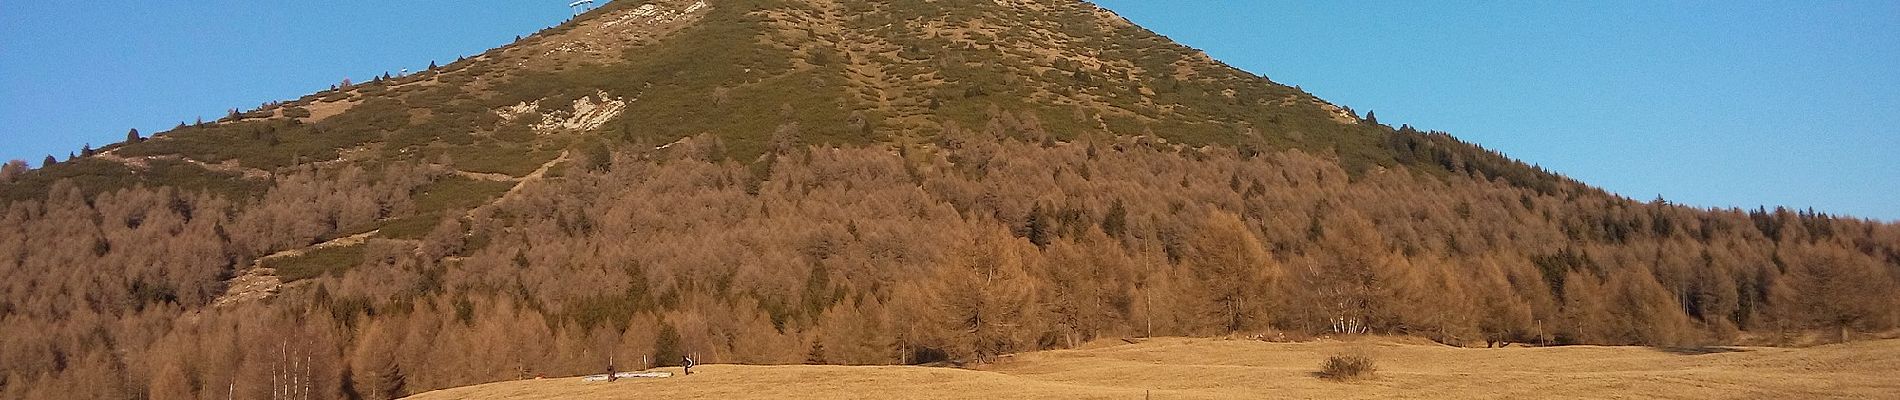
<box><xmin>496</xmin><ymin>101</ymin><xmax>541</xmax><ymax>122</ymax></box>
<box><xmin>493</xmin><ymin>91</ymin><xmax>626</xmax><ymax>134</ymax></box>
<box><xmin>540</xmin><ymin>91</ymin><xmax>627</xmax><ymax>134</ymax></box>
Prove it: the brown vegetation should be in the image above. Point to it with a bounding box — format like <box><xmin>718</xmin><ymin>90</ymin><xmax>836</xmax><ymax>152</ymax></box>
<box><xmin>404</xmin><ymin>337</ymin><xmax>1900</xmax><ymax>399</ymax></box>
<box><xmin>3</xmin><ymin>135</ymin><xmax>1897</xmax><ymax>398</ymax></box>
<box><xmin>0</xmin><ymin>160</ymin><xmax>26</xmax><ymax>183</ymax></box>
<box><xmin>1</xmin><ymin>0</ymin><xmax>1897</xmax><ymax>399</ymax></box>
<box><xmin>1318</xmin><ymin>352</ymin><xmax>1377</xmax><ymax>381</ymax></box>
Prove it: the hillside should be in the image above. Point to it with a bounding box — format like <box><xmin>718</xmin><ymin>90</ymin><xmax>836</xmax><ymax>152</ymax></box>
<box><xmin>3</xmin><ymin>0</ymin><xmax>1567</xmax><ymax>203</ymax></box>
<box><xmin>1</xmin><ymin>0</ymin><xmax>1898</xmax><ymax>399</ymax></box>
<box><xmin>405</xmin><ymin>337</ymin><xmax>1900</xmax><ymax>400</ymax></box>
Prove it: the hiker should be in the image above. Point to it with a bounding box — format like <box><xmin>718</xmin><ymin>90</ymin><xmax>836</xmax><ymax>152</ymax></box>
<box><xmin>682</xmin><ymin>355</ymin><xmax>695</xmax><ymax>375</ymax></box>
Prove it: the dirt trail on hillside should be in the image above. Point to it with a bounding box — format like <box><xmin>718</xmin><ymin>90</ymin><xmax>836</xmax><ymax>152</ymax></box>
<box><xmin>212</xmin><ymin>148</ymin><xmax>569</xmax><ymax>307</ymax></box>
<box><xmin>446</xmin><ymin>150</ymin><xmax>568</xmax><ymax>184</ymax></box>
<box><xmin>404</xmin><ymin>337</ymin><xmax>1900</xmax><ymax>400</ymax></box>
<box><xmin>94</xmin><ymin>150</ymin><xmax>272</xmax><ymax>180</ymax></box>
<box><xmin>460</xmin><ymin>150</ymin><xmax>568</xmax><ymax>220</ymax></box>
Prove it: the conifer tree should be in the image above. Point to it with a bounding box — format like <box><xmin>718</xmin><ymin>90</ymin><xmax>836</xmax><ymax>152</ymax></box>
<box><xmin>1189</xmin><ymin>211</ymin><xmax>1279</xmax><ymax>332</ymax></box>
<box><xmin>0</xmin><ymin>159</ymin><xmax>26</xmax><ymax>182</ymax></box>
<box><xmin>1025</xmin><ymin>203</ymin><xmax>1051</xmax><ymax>248</ymax></box>
<box><xmin>654</xmin><ymin>323</ymin><xmax>682</xmax><ymax>367</ymax></box>
<box><xmin>926</xmin><ymin>231</ymin><xmax>1042</xmax><ymax>362</ymax></box>
<box><xmin>1101</xmin><ymin>199</ymin><xmax>1128</xmax><ymax>238</ymax></box>
<box><xmin>351</xmin><ymin>320</ymin><xmax>407</xmax><ymax>400</ymax></box>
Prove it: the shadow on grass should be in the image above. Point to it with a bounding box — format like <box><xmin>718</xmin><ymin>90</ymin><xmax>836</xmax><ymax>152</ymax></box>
<box><xmin>1654</xmin><ymin>346</ymin><xmax>1749</xmax><ymax>355</ymax></box>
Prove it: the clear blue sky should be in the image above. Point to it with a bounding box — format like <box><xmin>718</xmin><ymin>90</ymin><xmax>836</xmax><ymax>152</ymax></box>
<box><xmin>0</xmin><ymin>1</ymin><xmax>571</xmax><ymax>160</ymax></box>
<box><xmin>2</xmin><ymin>1</ymin><xmax>1896</xmax><ymax>221</ymax></box>
<box><xmin>1092</xmin><ymin>0</ymin><xmax>1900</xmax><ymax>221</ymax></box>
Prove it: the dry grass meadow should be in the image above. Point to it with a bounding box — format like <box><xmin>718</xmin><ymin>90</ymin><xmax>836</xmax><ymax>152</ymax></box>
<box><xmin>403</xmin><ymin>336</ymin><xmax>1900</xmax><ymax>399</ymax></box>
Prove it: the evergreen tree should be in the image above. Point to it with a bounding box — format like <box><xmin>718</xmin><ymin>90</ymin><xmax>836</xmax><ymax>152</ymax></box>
<box><xmin>42</xmin><ymin>155</ymin><xmax>57</xmax><ymax>167</ymax></box>
<box><xmin>0</xmin><ymin>160</ymin><xmax>26</xmax><ymax>182</ymax></box>
<box><xmin>1101</xmin><ymin>200</ymin><xmax>1128</xmax><ymax>238</ymax></box>
<box><xmin>125</xmin><ymin>128</ymin><xmax>141</xmax><ymax>143</ymax></box>
<box><xmin>1025</xmin><ymin>204</ymin><xmax>1051</xmax><ymax>248</ymax></box>
<box><xmin>654</xmin><ymin>323</ymin><xmax>682</xmax><ymax>367</ymax></box>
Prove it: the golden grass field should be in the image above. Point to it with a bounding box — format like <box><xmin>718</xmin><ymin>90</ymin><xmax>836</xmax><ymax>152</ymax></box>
<box><xmin>404</xmin><ymin>337</ymin><xmax>1900</xmax><ymax>399</ymax></box>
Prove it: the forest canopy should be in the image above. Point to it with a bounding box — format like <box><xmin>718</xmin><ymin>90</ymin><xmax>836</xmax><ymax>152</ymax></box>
<box><xmin>2</xmin><ymin>133</ymin><xmax>1895</xmax><ymax>399</ymax></box>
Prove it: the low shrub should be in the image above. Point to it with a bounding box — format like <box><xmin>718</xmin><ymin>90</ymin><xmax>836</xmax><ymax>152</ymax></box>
<box><xmin>411</xmin><ymin>176</ymin><xmax>515</xmax><ymax>214</ymax></box>
<box><xmin>376</xmin><ymin>212</ymin><xmax>444</xmax><ymax>240</ymax></box>
<box><xmin>1318</xmin><ymin>352</ymin><xmax>1376</xmax><ymax>381</ymax></box>
<box><xmin>284</xmin><ymin>107</ymin><xmax>313</xmax><ymax>119</ymax></box>
<box><xmin>271</xmin><ymin>243</ymin><xmax>366</xmax><ymax>282</ymax></box>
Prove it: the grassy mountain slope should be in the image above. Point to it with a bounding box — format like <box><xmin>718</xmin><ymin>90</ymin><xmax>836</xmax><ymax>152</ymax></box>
<box><xmin>6</xmin><ymin>0</ymin><xmax>1568</xmax><ymax>204</ymax></box>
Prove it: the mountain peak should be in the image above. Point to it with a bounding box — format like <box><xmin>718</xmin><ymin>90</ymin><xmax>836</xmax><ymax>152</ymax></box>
<box><xmin>5</xmin><ymin>0</ymin><xmax>1570</xmax><ymax>204</ymax></box>
<box><xmin>527</xmin><ymin>0</ymin><xmax>1370</xmax><ymax>159</ymax></box>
